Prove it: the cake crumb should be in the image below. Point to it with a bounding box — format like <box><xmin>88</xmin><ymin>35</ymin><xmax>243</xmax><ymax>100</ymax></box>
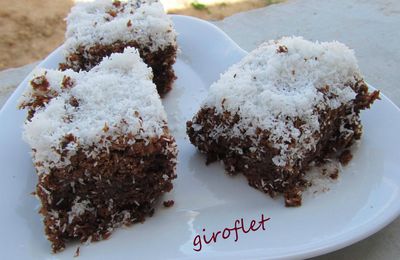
<box><xmin>339</xmin><ymin>150</ymin><xmax>353</xmax><ymax>165</ymax></box>
<box><xmin>322</xmin><ymin>166</ymin><xmax>339</xmax><ymax>179</ymax></box>
<box><xmin>163</xmin><ymin>200</ymin><xmax>174</xmax><ymax>208</ymax></box>
<box><xmin>74</xmin><ymin>246</ymin><xmax>80</xmax><ymax>257</ymax></box>
<box><xmin>284</xmin><ymin>189</ymin><xmax>302</xmax><ymax>207</ymax></box>
<box><xmin>276</xmin><ymin>45</ymin><xmax>288</xmax><ymax>53</ymax></box>
<box><xmin>329</xmin><ymin>168</ymin><xmax>339</xmax><ymax>180</ymax></box>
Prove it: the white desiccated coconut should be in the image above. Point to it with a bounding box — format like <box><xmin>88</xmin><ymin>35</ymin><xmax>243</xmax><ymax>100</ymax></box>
<box><xmin>64</xmin><ymin>0</ymin><xmax>176</xmax><ymax>54</ymax></box>
<box><xmin>19</xmin><ymin>47</ymin><xmax>168</xmax><ymax>175</ymax></box>
<box><xmin>68</xmin><ymin>197</ymin><xmax>94</xmax><ymax>224</ymax></box>
<box><xmin>203</xmin><ymin>36</ymin><xmax>361</xmax><ymax>167</ymax></box>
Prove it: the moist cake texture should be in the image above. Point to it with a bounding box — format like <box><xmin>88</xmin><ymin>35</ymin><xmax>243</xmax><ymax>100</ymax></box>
<box><xmin>59</xmin><ymin>0</ymin><xmax>177</xmax><ymax>95</ymax></box>
<box><xmin>19</xmin><ymin>48</ymin><xmax>177</xmax><ymax>252</ymax></box>
<box><xmin>187</xmin><ymin>37</ymin><xmax>379</xmax><ymax>206</ymax></box>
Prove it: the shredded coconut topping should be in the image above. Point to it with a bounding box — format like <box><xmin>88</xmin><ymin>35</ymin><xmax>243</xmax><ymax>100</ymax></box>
<box><xmin>68</xmin><ymin>197</ymin><xmax>94</xmax><ymax>224</ymax></box>
<box><xmin>19</xmin><ymin>48</ymin><xmax>168</xmax><ymax>175</ymax></box>
<box><xmin>64</xmin><ymin>0</ymin><xmax>176</xmax><ymax>54</ymax></box>
<box><xmin>203</xmin><ymin>37</ymin><xmax>361</xmax><ymax>167</ymax></box>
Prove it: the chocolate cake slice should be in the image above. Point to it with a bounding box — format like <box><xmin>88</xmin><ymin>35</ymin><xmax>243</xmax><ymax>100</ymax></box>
<box><xmin>187</xmin><ymin>37</ymin><xmax>379</xmax><ymax>207</ymax></box>
<box><xmin>59</xmin><ymin>0</ymin><xmax>177</xmax><ymax>96</ymax></box>
<box><xmin>19</xmin><ymin>48</ymin><xmax>177</xmax><ymax>252</ymax></box>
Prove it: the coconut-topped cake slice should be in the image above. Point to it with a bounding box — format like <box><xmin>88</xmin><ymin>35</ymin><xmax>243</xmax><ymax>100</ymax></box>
<box><xmin>19</xmin><ymin>47</ymin><xmax>177</xmax><ymax>252</ymax></box>
<box><xmin>187</xmin><ymin>36</ymin><xmax>379</xmax><ymax>206</ymax></box>
<box><xmin>59</xmin><ymin>0</ymin><xmax>177</xmax><ymax>95</ymax></box>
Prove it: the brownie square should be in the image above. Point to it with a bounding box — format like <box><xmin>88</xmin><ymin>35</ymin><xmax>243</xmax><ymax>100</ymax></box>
<box><xmin>59</xmin><ymin>0</ymin><xmax>177</xmax><ymax>96</ymax></box>
<box><xmin>19</xmin><ymin>48</ymin><xmax>177</xmax><ymax>252</ymax></box>
<box><xmin>187</xmin><ymin>37</ymin><xmax>379</xmax><ymax>206</ymax></box>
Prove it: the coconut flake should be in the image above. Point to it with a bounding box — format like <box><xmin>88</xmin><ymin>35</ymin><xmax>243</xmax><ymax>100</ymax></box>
<box><xmin>203</xmin><ymin>37</ymin><xmax>361</xmax><ymax>167</ymax></box>
<box><xmin>64</xmin><ymin>0</ymin><xmax>176</xmax><ymax>54</ymax></box>
<box><xmin>19</xmin><ymin>47</ymin><xmax>168</xmax><ymax>175</ymax></box>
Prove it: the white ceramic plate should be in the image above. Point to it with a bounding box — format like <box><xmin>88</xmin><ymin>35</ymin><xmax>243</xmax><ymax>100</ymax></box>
<box><xmin>1</xmin><ymin>15</ymin><xmax>400</xmax><ymax>259</ymax></box>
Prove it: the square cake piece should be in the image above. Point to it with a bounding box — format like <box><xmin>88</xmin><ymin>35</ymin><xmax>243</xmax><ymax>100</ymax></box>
<box><xmin>59</xmin><ymin>0</ymin><xmax>177</xmax><ymax>96</ymax></box>
<box><xmin>187</xmin><ymin>37</ymin><xmax>379</xmax><ymax>207</ymax></box>
<box><xmin>19</xmin><ymin>48</ymin><xmax>177</xmax><ymax>252</ymax></box>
